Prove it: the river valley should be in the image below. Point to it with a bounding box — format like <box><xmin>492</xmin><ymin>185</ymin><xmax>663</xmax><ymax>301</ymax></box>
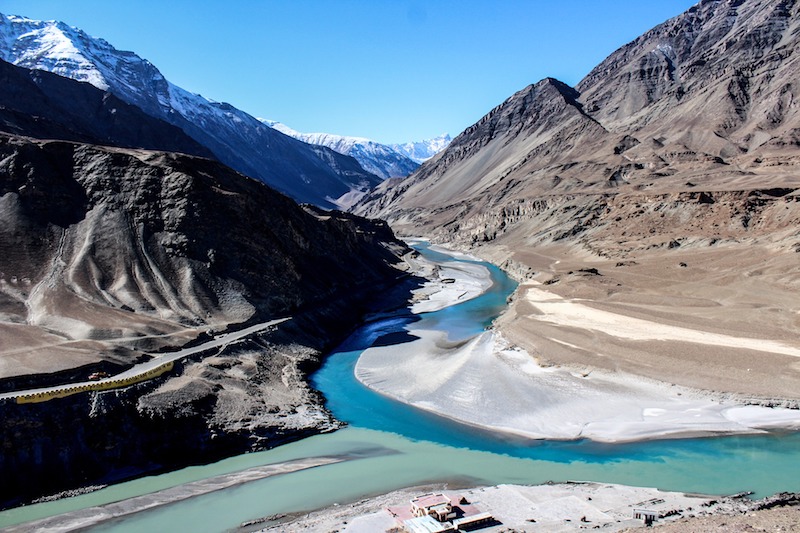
<box><xmin>2</xmin><ymin>243</ymin><xmax>799</xmax><ymax>532</ymax></box>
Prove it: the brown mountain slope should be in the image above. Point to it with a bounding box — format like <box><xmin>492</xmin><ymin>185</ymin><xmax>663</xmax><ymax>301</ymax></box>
<box><xmin>357</xmin><ymin>78</ymin><xmax>614</xmax><ymax>219</ymax></box>
<box><xmin>355</xmin><ymin>0</ymin><xmax>800</xmax><ymax>400</ymax></box>
<box><xmin>0</xmin><ymin>133</ymin><xmax>408</xmax><ymax>380</ymax></box>
<box><xmin>579</xmin><ymin>0</ymin><xmax>800</xmax><ymax>152</ymax></box>
<box><xmin>358</xmin><ymin>0</ymin><xmax>800</xmax><ymax>232</ymax></box>
<box><xmin>0</xmin><ymin>133</ymin><xmax>415</xmax><ymax>506</ymax></box>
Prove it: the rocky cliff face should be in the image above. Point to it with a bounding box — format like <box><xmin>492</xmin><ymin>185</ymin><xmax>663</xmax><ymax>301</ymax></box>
<box><xmin>578</xmin><ymin>0</ymin><xmax>800</xmax><ymax>144</ymax></box>
<box><xmin>355</xmin><ymin>0</ymin><xmax>800</xmax><ymax>250</ymax></box>
<box><xmin>0</xmin><ymin>132</ymin><xmax>414</xmax><ymax>507</ymax></box>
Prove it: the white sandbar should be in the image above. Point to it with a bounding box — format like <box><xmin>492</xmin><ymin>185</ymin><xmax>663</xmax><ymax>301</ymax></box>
<box><xmin>355</xmin><ymin>329</ymin><xmax>800</xmax><ymax>442</ymax></box>
<box><xmin>404</xmin><ymin>243</ymin><xmax>494</xmax><ymax>313</ymax></box>
<box><xmin>360</xmin><ymin>246</ymin><xmax>800</xmax><ymax>442</ymax></box>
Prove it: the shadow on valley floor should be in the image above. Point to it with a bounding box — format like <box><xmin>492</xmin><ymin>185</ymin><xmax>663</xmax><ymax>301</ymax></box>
<box><xmin>0</xmin><ymin>267</ymin><xmax>429</xmax><ymax>511</ymax></box>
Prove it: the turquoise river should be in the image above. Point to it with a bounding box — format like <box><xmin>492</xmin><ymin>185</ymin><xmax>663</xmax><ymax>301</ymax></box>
<box><xmin>1</xmin><ymin>243</ymin><xmax>799</xmax><ymax>531</ymax></box>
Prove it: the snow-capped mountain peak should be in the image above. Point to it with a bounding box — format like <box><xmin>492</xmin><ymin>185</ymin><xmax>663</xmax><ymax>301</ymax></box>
<box><xmin>263</xmin><ymin>120</ymin><xmax>370</xmax><ymax>146</ymax></box>
<box><xmin>0</xmin><ymin>13</ymin><xmax>179</xmax><ymax>120</ymax></box>
<box><xmin>390</xmin><ymin>134</ymin><xmax>452</xmax><ymax>164</ymax></box>
<box><xmin>1</xmin><ymin>14</ymin><xmax>111</xmax><ymax>90</ymax></box>
<box><xmin>0</xmin><ymin>12</ymin><xmax>381</xmax><ymax>209</ymax></box>
<box><xmin>261</xmin><ymin>119</ymin><xmax>420</xmax><ymax>180</ymax></box>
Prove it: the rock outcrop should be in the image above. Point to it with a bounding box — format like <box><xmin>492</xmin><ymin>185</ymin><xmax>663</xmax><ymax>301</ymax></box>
<box><xmin>0</xmin><ymin>132</ymin><xmax>413</xmax><ymax>507</ymax></box>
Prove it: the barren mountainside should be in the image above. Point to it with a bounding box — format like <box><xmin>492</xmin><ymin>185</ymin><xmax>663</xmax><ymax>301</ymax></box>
<box><xmin>355</xmin><ymin>0</ymin><xmax>800</xmax><ymax>400</ymax></box>
<box><xmin>356</xmin><ymin>0</ymin><xmax>800</xmax><ymax>250</ymax></box>
<box><xmin>0</xmin><ymin>131</ymin><xmax>413</xmax><ymax>506</ymax></box>
<box><xmin>0</xmin><ymin>134</ymin><xmax>406</xmax><ymax>378</ymax></box>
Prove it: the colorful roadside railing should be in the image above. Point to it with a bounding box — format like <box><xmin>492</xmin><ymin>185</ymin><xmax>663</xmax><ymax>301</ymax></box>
<box><xmin>15</xmin><ymin>361</ymin><xmax>175</xmax><ymax>404</ymax></box>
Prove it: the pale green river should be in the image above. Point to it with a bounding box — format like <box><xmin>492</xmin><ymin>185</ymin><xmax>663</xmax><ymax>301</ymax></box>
<box><xmin>1</xmin><ymin>243</ymin><xmax>798</xmax><ymax>531</ymax></box>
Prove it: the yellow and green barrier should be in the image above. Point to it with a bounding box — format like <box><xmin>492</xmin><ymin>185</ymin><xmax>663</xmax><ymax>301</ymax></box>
<box><xmin>16</xmin><ymin>361</ymin><xmax>175</xmax><ymax>404</ymax></box>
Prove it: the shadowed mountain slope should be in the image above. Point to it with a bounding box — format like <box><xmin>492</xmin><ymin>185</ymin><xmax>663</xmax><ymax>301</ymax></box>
<box><xmin>0</xmin><ymin>134</ymin><xmax>407</xmax><ymax>378</ymax></box>
<box><xmin>0</xmin><ymin>58</ymin><xmax>213</xmax><ymax>156</ymax></box>
<box><xmin>0</xmin><ymin>13</ymin><xmax>381</xmax><ymax>209</ymax></box>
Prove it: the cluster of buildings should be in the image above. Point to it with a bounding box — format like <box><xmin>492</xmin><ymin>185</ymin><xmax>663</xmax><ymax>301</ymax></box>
<box><xmin>387</xmin><ymin>492</ymin><xmax>495</xmax><ymax>533</ymax></box>
<box><xmin>385</xmin><ymin>490</ymin><xmax>664</xmax><ymax>531</ymax></box>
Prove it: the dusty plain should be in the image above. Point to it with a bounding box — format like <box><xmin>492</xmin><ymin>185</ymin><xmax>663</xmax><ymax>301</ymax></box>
<box><xmin>257</xmin><ymin>482</ymin><xmax>800</xmax><ymax>533</ymax></box>
<box><xmin>488</xmin><ymin>241</ymin><xmax>800</xmax><ymax>402</ymax></box>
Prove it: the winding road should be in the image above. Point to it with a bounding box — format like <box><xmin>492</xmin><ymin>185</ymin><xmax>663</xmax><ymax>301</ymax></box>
<box><xmin>0</xmin><ymin>317</ymin><xmax>290</xmax><ymax>402</ymax></box>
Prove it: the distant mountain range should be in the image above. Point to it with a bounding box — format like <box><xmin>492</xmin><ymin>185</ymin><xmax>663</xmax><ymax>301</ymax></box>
<box><xmin>389</xmin><ymin>134</ymin><xmax>452</xmax><ymax>163</ymax></box>
<box><xmin>0</xmin><ymin>13</ymin><xmax>381</xmax><ymax>209</ymax></box>
<box><xmin>262</xmin><ymin>120</ymin><xmax>422</xmax><ymax>180</ymax></box>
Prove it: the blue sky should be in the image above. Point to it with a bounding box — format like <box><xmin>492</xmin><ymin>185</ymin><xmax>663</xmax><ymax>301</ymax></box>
<box><xmin>4</xmin><ymin>1</ymin><xmax>696</xmax><ymax>144</ymax></box>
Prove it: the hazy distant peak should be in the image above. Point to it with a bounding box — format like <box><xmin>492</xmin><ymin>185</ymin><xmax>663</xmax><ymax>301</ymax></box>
<box><xmin>389</xmin><ymin>133</ymin><xmax>452</xmax><ymax>164</ymax></box>
<box><xmin>259</xmin><ymin>119</ymin><xmax>299</xmax><ymax>137</ymax></box>
<box><xmin>263</xmin><ymin>120</ymin><xmax>372</xmax><ymax>145</ymax></box>
<box><xmin>261</xmin><ymin>119</ymin><xmax>420</xmax><ymax>180</ymax></box>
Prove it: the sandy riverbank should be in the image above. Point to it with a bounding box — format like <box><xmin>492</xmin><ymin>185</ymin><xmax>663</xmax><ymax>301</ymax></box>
<box><xmin>257</xmin><ymin>481</ymin><xmax>800</xmax><ymax>532</ymax></box>
<box><xmin>355</xmin><ymin>243</ymin><xmax>800</xmax><ymax>442</ymax></box>
<box><xmin>490</xmin><ymin>243</ymin><xmax>800</xmax><ymax>401</ymax></box>
<box><xmin>356</xmin><ymin>328</ymin><xmax>800</xmax><ymax>442</ymax></box>
<box><xmin>0</xmin><ymin>456</ymin><xmax>346</xmax><ymax>533</ymax></box>
<box><xmin>403</xmin><ymin>241</ymin><xmax>493</xmax><ymax>313</ymax></box>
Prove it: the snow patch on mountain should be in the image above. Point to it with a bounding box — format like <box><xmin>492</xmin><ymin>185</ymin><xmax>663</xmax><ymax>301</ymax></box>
<box><xmin>0</xmin><ymin>15</ymin><xmax>110</xmax><ymax>90</ymax></box>
<box><xmin>262</xmin><ymin>120</ymin><xmax>419</xmax><ymax>180</ymax></box>
<box><xmin>390</xmin><ymin>134</ymin><xmax>452</xmax><ymax>163</ymax></box>
<box><xmin>0</xmin><ymin>13</ymin><xmax>381</xmax><ymax>209</ymax></box>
